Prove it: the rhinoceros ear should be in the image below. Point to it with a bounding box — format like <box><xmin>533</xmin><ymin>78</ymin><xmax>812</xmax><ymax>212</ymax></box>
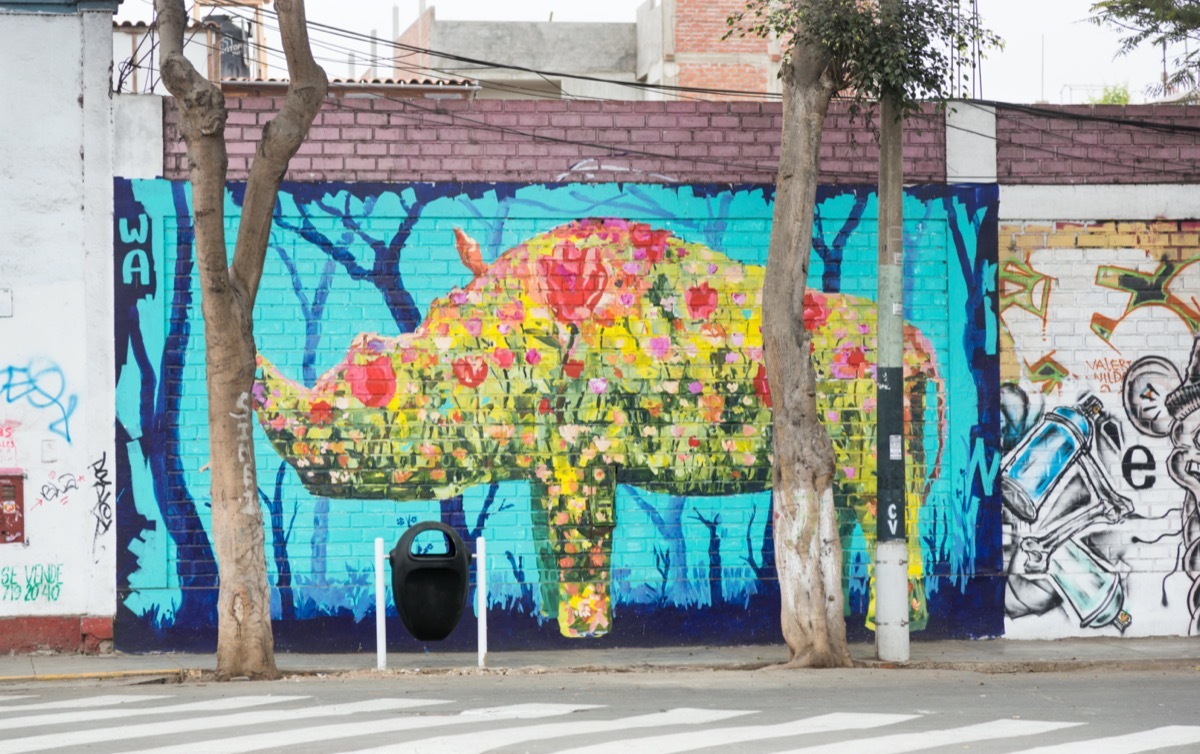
<box><xmin>453</xmin><ymin>227</ymin><xmax>488</xmax><ymax>279</ymax></box>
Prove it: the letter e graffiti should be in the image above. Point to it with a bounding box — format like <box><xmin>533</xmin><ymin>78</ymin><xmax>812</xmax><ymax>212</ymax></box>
<box><xmin>1122</xmin><ymin>445</ymin><xmax>1156</xmax><ymax>490</ymax></box>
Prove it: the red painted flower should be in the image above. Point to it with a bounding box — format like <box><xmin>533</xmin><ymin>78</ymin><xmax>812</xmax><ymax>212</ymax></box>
<box><xmin>686</xmin><ymin>282</ymin><xmax>719</xmax><ymax>320</ymax></box>
<box><xmin>832</xmin><ymin>345</ymin><xmax>869</xmax><ymax>379</ymax></box>
<box><xmin>754</xmin><ymin>363</ymin><xmax>773</xmax><ymax>408</ymax></box>
<box><xmin>629</xmin><ymin>223</ymin><xmax>671</xmax><ymax>264</ymax></box>
<box><xmin>538</xmin><ymin>241</ymin><xmax>610</xmax><ymax>324</ymax></box>
<box><xmin>803</xmin><ymin>290</ymin><xmax>831</xmax><ymax>331</ymax></box>
<box><xmin>345</xmin><ymin>356</ymin><xmax>396</xmax><ymax>408</ymax></box>
<box><xmin>538</xmin><ymin>397</ymin><xmax>553</xmax><ymax>414</ymax></box>
<box><xmin>309</xmin><ymin>400</ymin><xmax>333</xmax><ymax>426</ymax></box>
<box><xmin>563</xmin><ymin>360</ymin><xmax>586</xmax><ymax>379</ymax></box>
<box><xmin>452</xmin><ymin>356</ymin><xmax>489</xmax><ymax>388</ymax></box>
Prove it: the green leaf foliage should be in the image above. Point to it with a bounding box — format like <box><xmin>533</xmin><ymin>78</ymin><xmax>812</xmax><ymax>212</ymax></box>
<box><xmin>725</xmin><ymin>0</ymin><xmax>1002</xmax><ymax>118</ymax></box>
<box><xmin>1090</xmin><ymin>0</ymin><xmax>1200</xmax><ymax>96</ymax></box>
<box><xmin>1088</xmin><ymin>83</ymin><xmax>1132</xmax><ymax>104</ymax></box>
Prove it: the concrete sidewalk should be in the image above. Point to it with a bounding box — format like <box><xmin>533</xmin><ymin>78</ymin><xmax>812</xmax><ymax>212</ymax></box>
<box><xmin>2</xmin><ymin>637</ymin><xmax>1199</xmax><ymax>682</ymax></box>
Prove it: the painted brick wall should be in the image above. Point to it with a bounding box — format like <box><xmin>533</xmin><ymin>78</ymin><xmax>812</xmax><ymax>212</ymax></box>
<box><xmin>998</xmin><ymin>220</ymin><xmax>1200</xmax><ymax>638</ymax></box>
<box><xmin>162</xmin><ymin>98</ymin><xmax>947</xmax><ymax>185</ymax></box>
<box><xmin>114</xmin><ymin>178</ymin><xmax>1001</xmax><ymax>650</ymax></box>
<box><xmin>995</xmin><ymin>105</ymin><xmax>1200</xmax><ymax>184</ymax></box>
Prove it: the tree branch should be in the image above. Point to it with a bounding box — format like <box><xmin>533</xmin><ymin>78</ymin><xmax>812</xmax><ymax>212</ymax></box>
<box><xmin>230</xmin><ymin>0</ymin><xmax>328</xmax><ymax>309</ymax></box>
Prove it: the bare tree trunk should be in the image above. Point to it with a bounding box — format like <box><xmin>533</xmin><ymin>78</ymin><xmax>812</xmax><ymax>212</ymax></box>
<box><xmin>155</xmin><ymin>0</ymin><xmax>327</xmax><ymax>680</ymax></box>
<box><xmin>763</xmin><ymin>38</ymin><xmax>853</xmax><ymax>668</ymax></box>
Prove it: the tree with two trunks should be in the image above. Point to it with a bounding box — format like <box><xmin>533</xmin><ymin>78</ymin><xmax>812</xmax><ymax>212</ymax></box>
<box><xmin>153</xmin><ymin>0</ymin><xmax>326</xmax><ymax>679</ymax></box>
<box><xmin>725</xmin><ymin>0</ymin><xmax>998</xmax><ymax>667</ymax></box>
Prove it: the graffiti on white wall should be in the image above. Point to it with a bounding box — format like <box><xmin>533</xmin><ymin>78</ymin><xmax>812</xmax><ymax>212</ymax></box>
<box><xmin>1000</xmin><ymin>224</ymin><xmax>1200</xmax><ymax>638</ymax></box>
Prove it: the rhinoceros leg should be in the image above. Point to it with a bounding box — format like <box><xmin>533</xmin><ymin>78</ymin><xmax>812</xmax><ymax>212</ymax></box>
<box><xmin>529</xmin><ymin>472</ymin><xmax>616</xmax><ymax>638</ymax></box>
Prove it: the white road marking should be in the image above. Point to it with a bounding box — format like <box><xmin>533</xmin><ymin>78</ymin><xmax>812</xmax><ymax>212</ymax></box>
<box><xmin>0</xmin><ymin>696</ymin><xmax>305</xmax><ymax>733</ymax></box>
<box><xmin>339</xmin><ymin>707</ymin><xmax>755</xmax><ymax>754</ymax></box>
<box><xmin>779</xmin><ymin>719</ymin><xmax>1083</xmax><ymax>753</ymax></box>
<box><xmin>0</xmin><ymin>699</ymin><xmax>445</xmax><ymax>754</ymax></box>
<box><xmin>1013</xmin><ymin>725</ymin><xmax>1200</xmax><ymax>754</ymax></box>
<box><xmin>558</xmin><ymin>712</ymin><xmax>919</xmax><ymax>754</ymax></box>
<box><xmin>0</xmin><ymin>695</ymin><xmax>170</xmax><ymax>713</ymax></box>
<box><xmin>126</xmin><ymin>703</ymin><xmax>602</xmax><ymax>754</ymax></box>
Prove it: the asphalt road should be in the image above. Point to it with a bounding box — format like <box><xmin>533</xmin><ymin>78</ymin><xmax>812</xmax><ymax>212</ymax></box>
<box><xmin>1</xmin><ymin>666</ymin><xmax>1197</xmax><ymax>753</ymax></box>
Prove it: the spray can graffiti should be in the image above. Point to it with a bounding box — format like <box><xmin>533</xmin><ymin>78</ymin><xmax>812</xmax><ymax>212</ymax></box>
<box><xmin>1003</xmin><ymin>395</ymin><xmax>1134</xmax><ymax>631</ymax></box>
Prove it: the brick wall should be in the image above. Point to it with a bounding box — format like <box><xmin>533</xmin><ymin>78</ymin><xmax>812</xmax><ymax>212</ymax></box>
<box><xmin>998</xmin><ymin>219</ymin><xmax>1200</xmax><ymax>638</ymax></box>
<box><xmin>675</xmin><ymin>0</ymin><xmax>766</xmax><ymax>55</ymax></box>
<box><xmin>163</xmin><ymin>98</ymin><xmax>947</xmax><ymax>185</ymax></box>
<box><xmin>995</xmin><ymin>104</ymin><xmax>1200</xmax><ymax>184</ymax></box>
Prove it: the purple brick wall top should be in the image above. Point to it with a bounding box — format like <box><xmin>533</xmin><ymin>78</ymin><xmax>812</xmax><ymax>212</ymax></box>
<box><xmin>162</xmin><ymin>98</ymin><xmax>946</xmax><ymax>185</ymax></box>
<box><xmin>994</xmin><ymin>103</ymin><xmax>1200</xmax><ymax>185</ymax></box>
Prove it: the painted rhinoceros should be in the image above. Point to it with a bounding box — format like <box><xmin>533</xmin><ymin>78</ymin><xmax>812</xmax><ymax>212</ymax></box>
<box><xmin>254</xmin><ymin>218</ymin><xmax>943</xmax><ymax>638</ymax></box>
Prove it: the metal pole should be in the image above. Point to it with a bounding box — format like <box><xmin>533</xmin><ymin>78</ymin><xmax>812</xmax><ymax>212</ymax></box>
<box><xmin>476</xmin><ymin>537</ymin><xmax>488</xmax><ymax>668</ymax></box>
<box><xmin>375</xmin><ymin>537</ymin><xmax>386</xmax><ymax>670</ymax></box>
<box><xmin>875</xmin><ymin>10</ymin><xmax>910</xmax><ymax>661</ymax></box>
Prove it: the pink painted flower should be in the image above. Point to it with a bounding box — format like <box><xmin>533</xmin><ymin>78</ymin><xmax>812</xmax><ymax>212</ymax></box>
<box><xmin>588</xmin><ymin>378</ymin><xmax>608</xmax><ymax>394</ymax></box>
<box><xmin>687</xmin><ymin>381</ymin><xmax>703</xmax><ymax>395</ymax></box>
<box><xmin>647</xmin><ymin>337</ymin><xmax>671</xmax><ymax>359</ymax></box>
<box><xmin>525</xmin><ymin>348</ymin><xmax>542</xmax><ymax>366</ymax></box>
<box><xmin>492</xmin><ymin>347</ymin><xmax>515</xmax><ymax>369</ymax></box>
<box><xmin>465</xmin><ymin>318</ymin><xmax>483</xmax><ymax>337</ymax></box>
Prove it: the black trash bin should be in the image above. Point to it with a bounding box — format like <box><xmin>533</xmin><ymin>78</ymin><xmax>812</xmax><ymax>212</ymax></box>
<box><xmin>389</xmin><ymin>522</ymin><xmax>470</xmax><ymax>641</ymax></box>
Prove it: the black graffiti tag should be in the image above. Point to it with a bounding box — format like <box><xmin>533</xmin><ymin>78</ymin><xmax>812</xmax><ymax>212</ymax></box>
<box><xmin>90</xmin><ymin>452</ymin><xmax>113</xmax><ymax>548</ymax></box>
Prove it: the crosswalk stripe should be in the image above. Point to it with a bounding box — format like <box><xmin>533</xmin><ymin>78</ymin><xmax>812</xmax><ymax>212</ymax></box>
<box><xmin>1012</xmin><ymin>725</ymin><xmax>1200</xmax><ymax>754</ymax></box>
<box><xmin>0</xmin><ymin>699</ymin><xmax>34</xmax><ymax>704</ymax></box>
<box><xmin>0</xmin><ymin>699</ymin><xmax>446</xmax><ymax>754</ymax></box>
<box><xmin>778</xmin><ymin>719</ymin><xmax>1083</xmax><ymax>753</ymax></box>
<box><xmin>0</xmin><ymin>696</ymin><xmax>305</xmax><ymax>733</ymax></box>
<box><xmin>125</xmin><ymin>703</ymin><xmax>603</xmax><ymax>754</ymax></box>
<box><xmin>0</xmin><ymin>695</ymin><xmax>170</xmax><ymax>713</ymax></box>
<box><xmin>558</xmin><ymin>712</ymin><xmax>919</xmax><ymax>754</ymax></box>
<box><xmin>339</xmin><ymin>707</ymin><xmax>756</xmax><ymax>754</ymax></box>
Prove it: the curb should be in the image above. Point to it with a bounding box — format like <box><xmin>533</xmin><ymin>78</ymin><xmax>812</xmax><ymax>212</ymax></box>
<box><xmin>0</xmin><ymin>668</ymin><xmax>185</xmax><ymax>683</ymax></box>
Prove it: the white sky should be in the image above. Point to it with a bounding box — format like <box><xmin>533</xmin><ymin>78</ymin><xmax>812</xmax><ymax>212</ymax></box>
<box><xmin>116</xmin><ymin>0</ymin><xmax>1176</xmax><ymax>104</ymax></box>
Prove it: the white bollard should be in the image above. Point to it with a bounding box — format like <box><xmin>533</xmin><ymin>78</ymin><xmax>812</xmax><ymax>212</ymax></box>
<box><xmin>375</xmin><ymin>536</ymin><xmax>386</xmax><ymax>671</ymax></box>
<box><xmin>476</xmin><ymin>537</ymin><xmax>488</xmax><ymax>669</ymax></box>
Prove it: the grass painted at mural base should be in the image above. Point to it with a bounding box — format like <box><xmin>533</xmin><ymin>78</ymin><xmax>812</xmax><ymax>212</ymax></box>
<box><xmin>113</xmin><ymin>178</ymin><xmax>1002</xmax><ymax>651</ymax></box>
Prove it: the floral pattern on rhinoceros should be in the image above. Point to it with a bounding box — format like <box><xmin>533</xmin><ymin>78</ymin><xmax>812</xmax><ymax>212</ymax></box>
<box><xmin>253</xmin><ymin>218</ymin><xmax>944</xmax><ymax>638</ymax></box>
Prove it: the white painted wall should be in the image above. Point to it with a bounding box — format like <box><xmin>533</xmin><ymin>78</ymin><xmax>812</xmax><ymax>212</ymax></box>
<box><xmin>114</xmin><ymin>94</ymin><xmax>164</xmax><ymax>179</ymax></box>
<box><xmin>0</xmin><ymin>8</ymin><xmax>116</xmax><ymax>619</ymax></box>
<box><xmin>946</xmin><ymin>102</ymin><xmax>996</xmax><ymax>183</ymax></box>
<box><xmin>1000</xmin><ymin>184</ymin><xmax>1200</xmax><ymax>221</ymax></box>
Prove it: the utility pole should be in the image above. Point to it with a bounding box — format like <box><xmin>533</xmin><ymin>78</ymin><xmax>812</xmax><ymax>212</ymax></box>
<box><xmin>875</xmin><ymin>0</ymin><xmax>909</xmax><ymax>664</ymax></box>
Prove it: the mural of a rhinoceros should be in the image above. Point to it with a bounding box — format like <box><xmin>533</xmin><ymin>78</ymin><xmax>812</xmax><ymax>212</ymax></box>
<box><xmin>253</xmin><ymin>217</ymin><xmax>943</xmax><ymax>638</ymax></box>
